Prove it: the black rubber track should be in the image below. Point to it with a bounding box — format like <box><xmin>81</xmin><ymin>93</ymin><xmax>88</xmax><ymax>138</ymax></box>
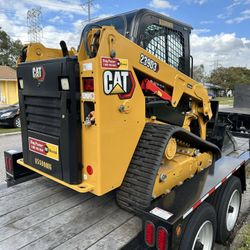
<box><xmin>116</xmin><ymin>123</ymin><xmax>221</xmax><ymax>213</ymax></box>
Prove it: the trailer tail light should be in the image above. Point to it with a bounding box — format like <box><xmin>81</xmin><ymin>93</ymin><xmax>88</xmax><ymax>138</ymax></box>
<box><xmin>157</xmin><ymin>226</ymin><xmax>168</xmax><ymax>250</ymax></box>
<box><xmin>83</xmin><ymin>78</ymin><xmax>94</xmax><ymax>92</ymax></box>
<box><xmin>145</xmin><ymin>221</ymin><xmax>155</xmax><ymax>247</ymax></box>
<box><xmin>5</xmin><ymin>156</ymin><xmax>13</xmax><ymax>175</ymax></box>
<box><xmin>4</xmin><ymin>150</ymin><xmax>38</xmax><ymax>187</ymax></box>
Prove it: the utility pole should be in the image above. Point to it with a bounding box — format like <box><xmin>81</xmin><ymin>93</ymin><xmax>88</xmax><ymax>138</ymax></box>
<box><xmin>88</xmin><ymin>0</ymin><xmax>91</xmax><ymax>22</ymax></box>
<box><xmin>27</xmin><ymin>7</ymin><xmax>42</xmax><ymax>43</ymax></box>
<box><xmin>82</xmin><ymin>0</ymin><xmax>93</xmax><ymax>22</ymax></box>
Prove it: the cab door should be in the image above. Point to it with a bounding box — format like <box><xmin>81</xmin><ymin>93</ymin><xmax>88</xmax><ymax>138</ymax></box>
<box><xmin>135</xmin><ymin>13</ymin><xmax>192</xmax><ymax>77</ymax></box>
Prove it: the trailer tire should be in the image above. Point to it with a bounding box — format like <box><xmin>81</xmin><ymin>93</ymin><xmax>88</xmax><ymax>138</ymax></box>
<box><xmin>179</xmin><ymin>202</ymin><xmax>216</xmax><ymax>250</ymax></box>
<box><xmin>216</xmin><ymin>176</ymin><xmax>241</xmax><ymax>244</ymax></box>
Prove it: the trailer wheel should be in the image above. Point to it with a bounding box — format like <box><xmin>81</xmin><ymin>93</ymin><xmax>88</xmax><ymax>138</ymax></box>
<box><xmin>216</xmin><ymin>176</ymin><xmax>241</xmax><ymax>244</ymax></box>
<box><xmin>179</xmin><ymin>202</ymin><xmax>216</xmax><ymax>250</ymax></box>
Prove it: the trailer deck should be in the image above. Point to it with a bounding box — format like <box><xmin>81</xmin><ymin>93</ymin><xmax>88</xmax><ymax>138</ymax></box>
<box><xmin>0</xmin><ymin>137</ymin><xmax>249</xmax><ymax>250</ymax></box>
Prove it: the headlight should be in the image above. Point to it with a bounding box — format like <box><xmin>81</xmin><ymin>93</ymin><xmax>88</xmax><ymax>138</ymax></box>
<box><xmin>0</xmin><ymin>112</ymin><xmax>13</xmax><ymax>118</ymax></box>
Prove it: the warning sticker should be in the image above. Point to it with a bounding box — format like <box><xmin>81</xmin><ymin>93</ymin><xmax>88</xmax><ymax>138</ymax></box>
<box><xmin>101</xmin><ymin>57</ymin><xmax>128</xmax><ymax>70</ymax></box>
<box><xmin>29</xmin><ymin>137</ymin><xmax>59</xmax><ymax>161</ymax></box>
<box><xmin>150</xmin><ymin>207</ymin><xmax>173</xmax><ymax>221</ymax></box>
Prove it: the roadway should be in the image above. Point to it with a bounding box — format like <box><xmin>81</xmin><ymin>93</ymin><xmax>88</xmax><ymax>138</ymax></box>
<box><xmin>0</xmin><ymin>134</ymin><xmax>22</xmax><ymax>183</ymax></box>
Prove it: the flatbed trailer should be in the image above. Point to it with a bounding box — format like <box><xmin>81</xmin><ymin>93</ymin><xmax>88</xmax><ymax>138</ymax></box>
<box><xmin>1</xmin><ymin>136</ymin><xmax>249</xmax><ymax>249</ymax></box>
<box><xmin>125</xmin><ymin>139</ymin><xmax>250</xmax><ymax>249</ymax></box>
<box><xmin>219</xmin><ymin>107</ymin><xmax>250</xmax><ymax>138</ymax></box>
<box><xmin>218</xmin><ymin>84</ymin><xmax>250</xmax><ymax>138</ymax></box>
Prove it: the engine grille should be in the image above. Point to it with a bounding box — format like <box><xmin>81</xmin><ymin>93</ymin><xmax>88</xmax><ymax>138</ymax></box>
<box><xmin>23</xmin><ymin>96</ymin><xmax>61</xmax><ymax>137</ymax></box>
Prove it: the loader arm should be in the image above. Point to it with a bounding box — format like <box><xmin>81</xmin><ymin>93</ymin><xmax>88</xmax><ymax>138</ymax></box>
<box><xmin>18</xmin><ymin>43</ymin><xmax>77</xmax><ymax>63</ymax></box>
<box><xmin>80</xmin><ymin>25</ymin><xmax>212</xmax><ymax>139</ymax></box>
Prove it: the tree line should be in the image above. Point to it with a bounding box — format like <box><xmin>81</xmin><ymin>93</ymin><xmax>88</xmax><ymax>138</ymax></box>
<box><xmin>0</xmin><ymin>27</ymin><xmax>23</xmax><ymax>68</ymax></box>
<box><xmin>193</xmin><ymin>64</ymin><xmax>250</xmax><ymax>90</ymax></box>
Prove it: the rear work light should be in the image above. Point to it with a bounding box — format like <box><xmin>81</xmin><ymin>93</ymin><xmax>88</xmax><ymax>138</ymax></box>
<box><xmin>83</xmin><ymin>78</ymin><xmax>94</xmax><ymax>92</ymax></box>
<box><xmin>145</xmin><ymin>221</ymin><xmax>155</xmax><ymax>247</ymax></box>
<box><xmin>19</xmin><ymin>79</ymin><xmax>24</xmax><ymax>89</ymax></box>
<box><xmin>157</xmin><ymin>226</ymin><xmax>168</xmax><ymax>250</ymax></box>
<box><xmin>60</xmin><ymin>78</ymin><xmax>70</xmax><ymax>90</ymax></box>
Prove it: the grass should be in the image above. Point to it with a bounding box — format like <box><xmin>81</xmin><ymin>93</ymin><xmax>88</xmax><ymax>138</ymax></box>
<box><xmin>214</xmin><ymin>97</ymin><xmax>234</xmax><ymax>105</ymax></box>
<box><xmin>238</xmin><ymin>164</ymin><xmax>250</xmax><ymax>250</ymax></box>
<box><xmin>238</xmin><ymin>223</ymin><xmax>250</xmax><ymax>250</ymax></box>
<box><xmin>0</xmin><ymin>127</ymin><xmax>21</xmax><ymax>134</ymax></box>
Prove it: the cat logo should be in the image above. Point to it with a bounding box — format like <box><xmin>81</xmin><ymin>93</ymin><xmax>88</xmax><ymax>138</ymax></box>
<box><xmin>103</xmin><ymin>70</ymin><xmax>135</xmax><ymax>99</ymax></box>
<box><xmin>32</xmin><ymin>65</ymin><xmax>45</xmax><ymax>81</ymax></box>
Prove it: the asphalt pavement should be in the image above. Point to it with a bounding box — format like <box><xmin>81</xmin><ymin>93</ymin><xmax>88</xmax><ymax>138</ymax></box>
<box><xmin>0</xmin><ymin>134</ymin><xmax>22</xmax><ymax>183</ymax></box>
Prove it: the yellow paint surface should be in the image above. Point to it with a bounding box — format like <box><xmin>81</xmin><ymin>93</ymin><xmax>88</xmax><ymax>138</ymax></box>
<box><xmin>0</xmin><ymin>80</ymin><xmax>18</xmax><ymax>104</ymax></box>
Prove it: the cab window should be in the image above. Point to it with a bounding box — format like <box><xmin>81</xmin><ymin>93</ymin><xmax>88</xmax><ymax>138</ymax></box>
<box><xmin>142</xmin><ymin>23</ymin><xmax>185</xmax><ymax>73</ymax></box>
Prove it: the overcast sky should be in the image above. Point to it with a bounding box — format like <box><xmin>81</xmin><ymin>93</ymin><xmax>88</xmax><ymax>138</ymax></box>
<box><xmin>0</xmin><ymin>0</ymin><xmax>250</xmax><ymax>72</ymax></box>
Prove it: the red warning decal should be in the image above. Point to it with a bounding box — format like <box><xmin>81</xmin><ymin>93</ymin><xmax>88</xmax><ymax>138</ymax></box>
<box><xmin>29</xmin><ymin>138</ymin><xmax>46</xmax><ymax>155</ymax></box>
<box><xmin>28</xmin><ymin>137</ymin><xmax>59</xmax><ymax>161</ymax></box>
<box><xmin>101</xmin><ymin>57</ymin><xmax>128</xmax><ymax>70</ymax></box>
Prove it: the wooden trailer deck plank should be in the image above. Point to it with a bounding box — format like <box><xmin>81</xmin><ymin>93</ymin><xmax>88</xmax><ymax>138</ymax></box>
<box><xmin>0</xmin><ymin>177</ymin><xmax>139</xmax><ymax>250</ymax></box>
<box><xmin>53</xmin><ymin>209</ymin><xmax>134</xmax><ymax>250</ymax></box>
<box><xmin>21</xmin><ymin>201</ymin><xmax>120</xmax><ymax>250</ymax></box>
<box><xmin>0</xmin><ymin>178</ymin><xmax>56</xmax><ymax>199</ymax></box>
<box><xmin>0</xmin><ymin>192</ymin><xmax>114</xmax><ymax>250</ymax></box>
<box><xmin>0</xmin><ymin>187</ymin><xmax>78</xmax><ymax>228</ymax></box>
<box><xmin>87</xmin><ymin>217</ymin><xmax>141</xmax><ymax>250</ymax></box>
<box><xmin>0</xmin><ymin>183</ymin><xmax>65</xmax><ymax>217</ymax></box>
<box><xmin>12</xmin><ymin>192</ymin><xmax>93</xmax><ymax>230</ymax></box>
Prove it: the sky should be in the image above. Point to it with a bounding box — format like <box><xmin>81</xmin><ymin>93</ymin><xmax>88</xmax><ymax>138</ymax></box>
<box><xmin>0</xmin><ymin>0</ymin><xmax>250</xmax><ymax>72</ymax></box>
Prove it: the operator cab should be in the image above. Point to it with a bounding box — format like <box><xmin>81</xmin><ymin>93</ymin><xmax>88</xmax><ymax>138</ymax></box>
<box><xmin>82</xmin><ymin>8</ymin><xmax>193</xmax><ymax>77</ymax></box>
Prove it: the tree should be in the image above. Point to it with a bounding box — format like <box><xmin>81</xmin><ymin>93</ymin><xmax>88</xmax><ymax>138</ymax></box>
<box><xmin>208</xmin><ymin>67</ymin><xmax>250</xmax><ymax>90</ymax></box>
<box><xmin>193</xmin><ymin>64</ymin><xmax>207</xmax><ymax>83</ymax></box>
<box><xmin>0</xmin><ymin>27</ymin><xmax>23</xmax><ymax>68</ymax></box>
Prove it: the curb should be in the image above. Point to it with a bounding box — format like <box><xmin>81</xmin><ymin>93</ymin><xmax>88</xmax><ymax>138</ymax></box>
<box><xmin>0</xmin><ymin>132</ymin><xmax>21</xmax><ymax>137</ymax></box>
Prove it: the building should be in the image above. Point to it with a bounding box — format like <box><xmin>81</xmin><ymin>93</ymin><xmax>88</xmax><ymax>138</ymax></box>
<box><xmin>204</xmin><ymin>82</ymin><xmax>224</xmax><ymax>98</ymax></box>
<box><xmin>0</xmin><ymin>66</ymin><xmax>18</xmax><ymax>105</ymax></box>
